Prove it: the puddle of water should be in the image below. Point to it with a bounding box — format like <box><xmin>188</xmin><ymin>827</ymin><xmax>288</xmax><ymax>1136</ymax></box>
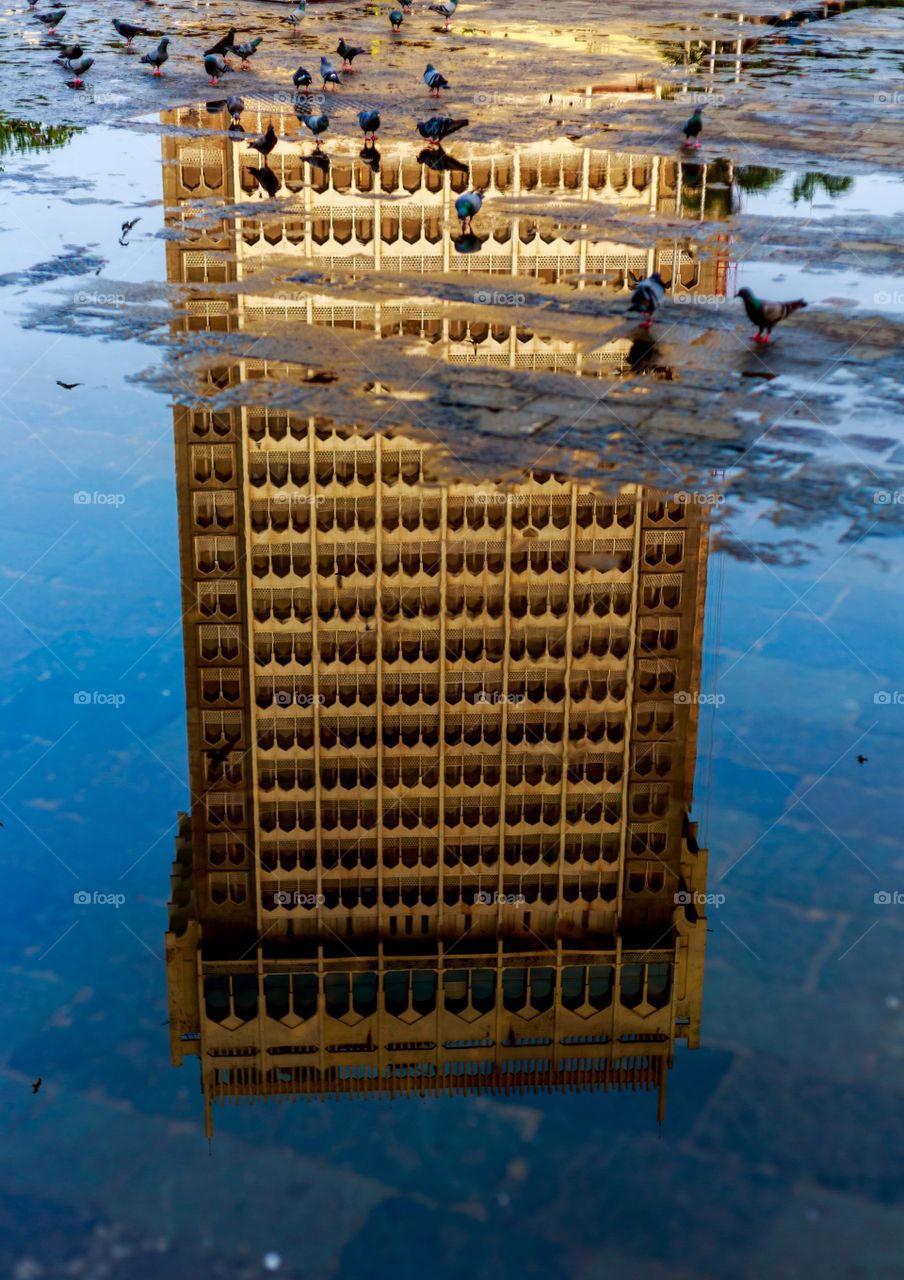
<box><xmin>1</xmin><ymin>4</ymin><xmax>904</xmax><ymax>1278</ymax></box>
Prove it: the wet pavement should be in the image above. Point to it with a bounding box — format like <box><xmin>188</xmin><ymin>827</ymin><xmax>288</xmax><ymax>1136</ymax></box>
<box><xmin>1</xmin><ymin>0</ymin><xmax>903</xmax><ymax>1277</ymax></box>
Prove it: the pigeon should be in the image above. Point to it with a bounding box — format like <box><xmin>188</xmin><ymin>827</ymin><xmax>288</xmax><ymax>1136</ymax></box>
<box><xmin>424</xmin><ymin>63</ymin><xmax>448</xmax><ymax>96</ymax></box>
<box><xmin>359</xmin><ymin>143</ymin><xmax>380</xmax><ymax>173</ymax></box>
<box><xmin>249</xmin><ymin>165</ymin><xmax>280</xmax><ymax>198</ymax></box>
<box><xmin>320</xmin><ymin>55</ymin><xmax>341</xmax><ymax>89</ymax></box>
<box><xmin>682</xmin><ymin>106</ymin><xmax>703</xmax><ymax>148</ymax></box>
<box><xmin>389</xmin><ymin>9</ymin><xmax>403</xmax><ymax>30</ymax></box>
<box><xmin>428</xmin><ymin>0</ymin><xmax>458</xmax><ymax>28</ymax></box>
<box><xmin>298</xmin><ymin>112</ymin><xmax>329</xmax><ymax>147</ymax></box>
<box><xmin>282</xmin><ymin>0</ymin><xmax>305</xmax><ymax>28</ymax></box>
<box><xmin>32</xmin><ymin>1078</ymin><xmax>42</xmax><ymax>1094</ymax></box>
<box><xmin>737</xmin><ymin>287</ymin><xmax>807</xmax><ymax>343</ymax></box>
<box><xmin>63</xmin><ymin>53</ymin><xmax>93</xmax><ymax>85</ymax></box>
<box><xmin>121</xmin><ymin>217</ymin><xmax>140</xmax><ymax>234</ymax></box>
<box><xmin>247</xmin><ymin>122</ymin><xmax>278</xmax><ymax>161</ymax></box>
<box><xmin>292</xmin><ymin>64</ymin><xmax>312</xmax><ymax>88</ymax></box>
<box><xmin>357</xmin><ymin>109</ymin><xmax>380</xmax><ymax>142</ymax></box>
<box><xmin>112</xmin><ymin>17</ymin><xmax>151</xmax><ymax>44</ymax></box>
<box><xmin>57</xmin><ymin>42</ymin><xmax>83</xmax><ymax>61</ymax></box>
<box><xmin>454</xmin><ymin>190</ymin><xmax>482</xmax><ymax>230</ymax></box>
<box><xmin>416</xmin><ymin>115</ymin><xmax>468</xmax><ymax>145</ymax></box>
<box><xmin>336</xmin><ymin>38</ymin><xmax>367</xmax><ymax>69</ymax></box>
<box><xmin>206</xmin><ymin>27</ymin><xmax>236</xmax><ymax>58</ymax></box>
<box><xmin>225</xmin><ymin>94</ymin><xmax>244</xmax><ymax>127</ymax></box>
<box><xmin>34</xmin><ymin>9</ymin><xmax>65</xmax><ymax>32</ymax></box>
<box><xmin>206</xmin><ymin>745</ymin><xmax>231</xmax><ymax>768</ymax></box>
<box><xmin>229</xmin><ymin>36</ymin><xmax>262</xmax><ymax>69</ymax></box>
<box><xmin>856</xmin><ymin>754</ymin><xmax>868</xmax><ymax>765</ymax></box>
<box><xmin>204</xmin><ymin>52</ymin><xmax>228</xmax><ymax>84</ymax></box>
<box><xmin>140</xmin><ymin>36</ymin><xmax>169</xmax><ymax>74</ymax></box>
<box><xmin>56</xmin><ymin>380</ymin><xmax>81</xmax><ymax>389</ymax></box>
<box><xmin>628</xmin><ymin>271</ymin><xmax>665</xmax><ymax>329</ymax></box>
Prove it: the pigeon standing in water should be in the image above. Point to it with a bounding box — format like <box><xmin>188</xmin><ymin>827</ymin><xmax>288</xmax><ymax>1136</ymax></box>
<box><xmin>358</xmin><ymin>109</ymin><xmax>380</xmax><ymax>143</ymax></box>
<box><xmin>226</xmin><ymin>94</ymin><xmax>244</xmax><ymax>128</ymax></box>
<box><xmin>204</xmin><ymin>52</ymin><xmax>228</xmax><ymax>84</ymax></box>
<box><xmin>628</xmin><ymin>272</ymin><xmax>665</xmax><ymax>329</ymax></box>
<box><xmin>416</xmin><ymin>115</ymin><xmax>468</xmax><ymax>146</ymax></box>
<box><xmin>34</xmin><ymin>9</ymin><xmax>66</xmax><ymax>33</ymax></box>
<box><xmin>320</xmin><ymin>56</ymin><xmax>341</xmax><ymax>89</ymax></box>
<box><xmin>298</xmin><ymin>112</ymin><xmax>329</xmax><ymax>147</ymax></box>
<box><xmin>140</xmin><ymin>36</ymin><xmax>170</xmax><ymax>75</ymax></box>
<box><xmin>424</xmin><ymin>63</ymin><xmax>449</xmax><ymax>97</ymax></box>
<box><xmin>682</xmin><ymin>106</ymin><xmax>703</xmax><ymax>149</ymax></box>
<box><xmin>293</xmin><ymin>65</ymin><xmax>312</xmax><ymax>89</ymax></box>
<box><xmin>336</xmin><ymin>38</ymin><xmax>367</xmax><ymax>69</ymax></box>
<box><xmin>112</xmin><ymin>17</ymin><xmax>151</xmax><ymax>45</ymax></box>
<box><xmin>247</xmin><ymin>122</ymin><xmax>278</xmax><ymax>163</ymax></box>
<box><xmin>60</xmin><ymin>53</ymin><xmax>93</xmax><ymax>85</ymax></box>
<box><xmin>56</xmin><ymin>41</ymin><xmax>83</xmax><ymax>62</ymax></box>
<box><xmin>454</xmin><ymin>190</ymin><xmax>482</xmax><ymax>231</ymax></box>
<box><xmin>428</xmin><ymin>0</ymin><xmax>458</xmax><ymax>29</ymax></box>
<box><xmin>389</xmin><ymin>9</ymin><xmax>404</xmax><ymax>30</ymax></box>
<box><xmin>206</xmin><ymin>27</ymin><xmax>236</xmax><ymax>62</ymax></box>
<box><xmin>737</xmin><ymin>287</ymin><xmax>807</xmax><ymax>343</ymax></box>
<box><xmin>283</xmin><ymin>0</ymin><xmax>306</xmax><ymax>29</ymax></box>
<box><xmin>230</xmin><ymin>36</ymin><xmax>262</xmax><ymax>70</ymax></box>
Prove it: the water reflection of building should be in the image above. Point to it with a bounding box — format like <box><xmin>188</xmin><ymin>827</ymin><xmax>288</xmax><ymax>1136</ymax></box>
<box><xmin>162</xmin><ymin>105</ymin><xmax>729</xmax><ymax>375</ymax></box>
<box><xmin>162</xmin><ymin>117</ymin><xmax>712</xmax><ymax>1135</ymax></box>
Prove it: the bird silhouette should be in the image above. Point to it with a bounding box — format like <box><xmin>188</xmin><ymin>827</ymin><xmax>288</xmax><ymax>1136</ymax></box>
<box><xmin>857</xmin><ymin>754</ymin><xmax>868</xmax><ymax>765</ymax></box>
<box><xmin>56</xmin><ymin>380</ymin><xmax>81</xmax><ymax>389</ymax></box>
<box><xmin>113</xmin><ymin>17</ymin><xmax>151</xmax><ymax>45</ymax></box>
<box><xmin>683</xmin><ymin>106</ymin><xmax>703</xmax><ymax>148</ymax></box>
<box><xmin>247</xmin><ymin>123</ymin><xmax>278</xmax><ymax>163</ymax></box>
<box><xmin>32</xmin><ymin>1078</ymin><xmax>42</xmax><ymax>1094</ymax></box>
<box><xmin>628</xmin><ymin>272</ymin><xmax>665</xmax><ymax>329</ymax></box>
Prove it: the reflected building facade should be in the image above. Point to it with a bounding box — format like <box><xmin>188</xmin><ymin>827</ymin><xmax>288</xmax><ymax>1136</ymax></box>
<box><xmin>162</xmin><ymin>111</ymin><xmax>714</xmax><ymax>1135</ymax></box>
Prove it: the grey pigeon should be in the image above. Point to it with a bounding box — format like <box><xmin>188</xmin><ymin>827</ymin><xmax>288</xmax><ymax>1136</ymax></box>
<box><xmin>428</xmin><ymin>0</ymin><xmax>458</xmax><ymax>28</ymax></box>
<box><xmin>226</xmin><ymin>94</ymin><xmax>244</xmax><ymax>126</ymax></box>
<box><xmin>293</xmin><ymin>65</ymin><xmax>312</xmax><ymax>88</ymax></box>
<box><xmin>737</xmin><ymin>287</ymin><xmax>806</xmax><ymax>343</ymax></box>
<box><xmin>247</xmin><ymin>122</ymin><xmax>278</xmax><ymax>162</ymax></box>
<box><xmin>229</xmin><ymin>37</ymin><xmax>262</xmax><ymax>69</ymax></box>
<box><xmin>34</xmin><ymin>9</ymin><xmax>65</xmax><ymax>31</ymax></box>
<box><xmin>204</xmin><ymin>52</ymin><xmax>227</xmax><ymax>84</ymax></box>
<box><xmin>113</xmin><ymin>17</ymin><xmax>150</xmax><ymax>44</ymax></box>
<box><xmin>683</xmin><ymin>106</ymin><xmax>703</xmax><ymax>148</ymax></box>
<box><xmin>320</xmin><ymin>55</ymin><xmax>340</xmax><ymax>89</ymax></box>
<box><xmin>299</xmin><ymin>113</ymin><xmax>329</xmax><ymax>147</ymax></box>
<box><xmin>205</xmin><ymin>27</ymin><xmax>235</xmax><ymax>58</ymax></box>
<box><xmin>282</xmin><ymin>0</ymin><xmax>305</xmax><ymax>29</ymax></box>
<box><xmin>140</xmin><ymin>36</ymin><xmax>169</xmax><ymax>75</ymax></box>
<box><xmin>424</xmin><ymin>63</ymin><xmax>448</xmax><ymax>96</ymax></box>
<box><xmin>63</xmin><ymin>54</ymin><xmax>93</xmax><ymax>84</ymax></box>
<box><xmin>358</xmin><ymin>109</ymin><xmax>380</xmax><ymax>142</ymax></box>
<box><xmin>336</xmin><ymin>38</ymin><xmax>367</xmax><ymax>69</ymax></box>
<box><xmin>416</xmin><ymin>115</ymin><xmax>468</xmax><ymax>145</ymax></box>
<box><xmin>628</xmin><ymin>272</ymin><xmax>665</xmax><ymax>329</ymax></box>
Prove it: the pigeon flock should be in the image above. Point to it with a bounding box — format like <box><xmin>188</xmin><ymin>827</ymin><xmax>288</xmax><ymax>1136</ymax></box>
<box><xmin>38</xmin><ymin>0</ymin><xmax>808</xmax><ymax>344</ymax></box>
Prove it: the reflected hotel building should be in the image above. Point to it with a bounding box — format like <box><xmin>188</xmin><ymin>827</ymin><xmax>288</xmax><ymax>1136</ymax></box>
<box><xmin>162</xmin><ymin>110</ymin><xmax>715</xmax><ymax>1134</ymax></box>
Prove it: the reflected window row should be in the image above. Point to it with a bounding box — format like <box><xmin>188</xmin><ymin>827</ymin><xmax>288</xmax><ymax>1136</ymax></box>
<box><xmin>202</xmin><ymin>958</ymin><xmax>672</xmax><ymax>1026</ymax></box>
